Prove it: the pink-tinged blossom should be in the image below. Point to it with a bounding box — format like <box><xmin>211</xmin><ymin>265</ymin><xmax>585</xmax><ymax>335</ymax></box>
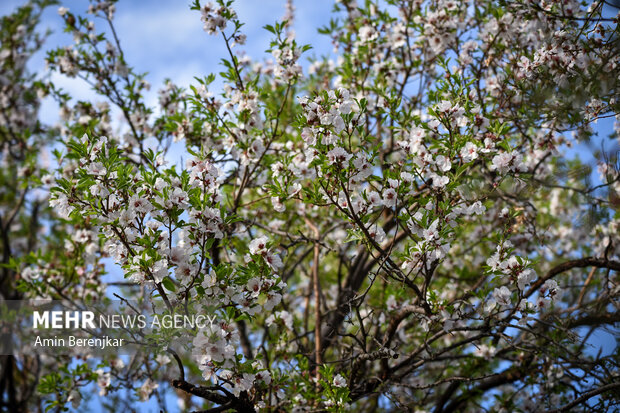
<box><xmin>398</xmin><ymin>127</ymin><xmax>425</xmax><ymax>154</ymax></box>
<box><xmin>400</xmin><ymin>172</ymin><xmax>414</xmax><ymax>183</ymax></box>
<box><xmin>291</xmin><ymin>162</ymin><xmax>316</xmax><ymax>180</ymax></box>
<box><xmin>154</xmin><ymin>177</ymin><xmax>167</xmax><ymax>191</ymax></box>
<box><xmin>170</xmin><ymin>188</ymin><xmax>189</xmax><ymax>208</ymax></box>
<box><xmin>540</xmin><ymin>279</ymin><xmax>559</xmax><ymax>299</ymax></box>
<box><xmin>386</xmin><ymin>295</ymin><xmax>398</xmax><ymax>311</ymax></box>
<box><xmin>193</xmin><ymin>325</ymin><xmax>237</xmax><ymax>368</ymax></box>
<box><xmin>437</xmin><ymin>100</ymin><xmax>452</xmax><ymax>113</ymax></box>
<box><xmin>175</xmin><ymin>261</ymin><xmax>197</xmax><ymax>281</ymax></box>
<box><xmin>247</xmin><ymin>277</ymin><xmax>262</xmax><ymax>298</ymax></box>
<box><xmin>367</xmin><ymin>190</ymin><xmax>383</xmax><ymax>207</ymax></box>
<box><xmin>129</xmin><ymin>194</ymin><xmax>154</xmax><ymax>215</ymax></box>
<box><xmin>320</xmin><ymin>111</ymin><xmax>333</xmax><ymax>126</ymax></box>
<box><xmin>490</xmin><ymin>151</ymin><xmax>526</xmax><ymax>174</ymax></box>
<box><xmin>271</xmin><ymin>162</ymin><xmax>285</xmax><ymax>177</ymax></box>
<box><xmin>332</xmin><ymin>115</ymin><xmax>345</xmax><ymax>133</ymax></box>
<box><xmin>151</xmin><ymin>259</ymin><xmax>168</xmax><ymax>283</ymax></box>
<box><xmin>67</xmin><ymin>390</ymin><xmax>81</xmax><ymax>409</ymax></box>
<box><xmin>264</xmin><ymin>252</ymin><xmax>283</xmax><ymax>270</ymax></box>
<box><xmin>301</xmin><ymin>127</ymin><xmax>316</xmax><ymax>145</ymax></box>
<box><xmin>95</xmin><ymin>369</ymin><xmax>111</xmax><ymax>396</ymax></box>
<box><xmin>389</xmin><ymin>22</ymin><xmax>411</xmax><ymax>48</ymax></box>
<box><xmin>352</xmin><ymin>155</ymin><xmax>373</xmax><ymax>182</ymax></box>
<box><xmin>263</xmin><ymin>292</ymin><xmax>282</xmax><ymax>311</ymax></box>
<box><xmin>327</xmin><ymin>147</ymin><xmax>352</xmax><ymax>165</ymax></box>
<box><xmin>87</xmin><ymin>161</ymin><xmax>107</xmax><ymax>176</ymax></box>
<box><xmin>254</xmin><ymin>369</ymin><xmax>272</xmax><ymax>385</ymax></box>
<box><xmin>187</xmin><ymin>158</ymin><xmax>221</xmax><ymax>192</ymax></box>
<box><xmin>249</xmin><ymin>236</ymin><xmax>268</xmax><ymax>255</ymax></box>
<box><xmin>20</xmin><ymin>267</ymin><xmax>40</xmax><ymax>282</ymax></box>
<box><xmin>248</xmin><ymin>236</ymin><xmax>283</xmax><ymax>270</ymax></box>
<box><xmin>72</xmin><ymin>229</ymin><xmax>90</xmax><ymax>243</ymax></box>
<box><xmin>493</xmin><ymin>286</ymin><xmax>511</xmax><ymax>306</ymax></box>
<box><xmin>430</xmin><ymin>173</ymin><xmax>449</xmax><ymax>189</ymax></box>
<box><xmin>333</xmin><ymin>374</ymin><xmax>347</xmax><ymax>388</ymax></box>
<box><xmin>367</xmin><ymin>224</ymin><xmax>386</xmax><ymax>244</ymax></box>
<box><xmin>138</xmin><ymin>379</ymin><xmax>158</xmax><ymax>401</ymax></box>
<box><xmin>435</xmin><ymin>155</ymin><xmax>452</xmax><ymax>172</ymax></box>
<box><xmin>516</xmin><ymin>56</ymin><xmax>532</xmax><ymax>80</ymax></box>
<box><xmin>200</xmin><ymin>360</ymin><xmax>217</xmax><ymax>382</ymax></box>
<box><xmin>383</xmin><ymin>188</ymin><xmax>397</xmax><ymax>208</ymax></box>
<box><xmin>358</xmin><ymin>25</ymin><xmax>378</xmax><ymax>42</ymax></box>
<box><xmin>249</xmin><ymin>138</ymin><xmax>265</xmax><ymax>157</ymax></box>
<box><xmin>118</xmin><ymin>209</ymin><xmax>135</xmax><ymax>227</ymax></box>
<box><xmin>338</xmin><ymin>99</ymin><xmax>353</xmax><ymax>115</ymax></box>
<box><xmin>422</xmin><ymin>219</ymin><xmax>439</xmax><ymax>243</ymax></box>
<box><xmin>49</xmin><ymin>193</ymin><xmax>74</xmax><ymax>218</ymax></box>
<box><xmin>266</xmin><ymin>310</ymin><xmax>293</xmax><ymax>329</ymax></box>
<box><xmin>500</xmin><ymin>256</ymin><xmax>519</xmax><ymax>274</ymax></box>
<box><xmin>229</xmin><ymin>373</ymin><xmax>255</xmax><ymax>397</ymax></box>
<box><xmin>271</xmin><ymin>196</ymin><xmax>285</xmax><ymax>212</ymax></box>
<box><xmin>517</xmin><ymin>268</ymin><xmax>536</xmax><ymax>290</ymax></box>
<box><xmin>487</xmin><ymin>251</ymin><xmax>501</xmax><ymax>271</ymax></box>
<box><xmin>460</xmin><ymin>142</ymin><xmax>478</xmax><ymax>162</ymax></box>
<box><xmin>200</xmin><ymin>2</ymin><xmax>228</xmax><ymax>35</ymax></box>
<box><xmin>467</xmin><ymin>201</ymin><xmax>486</xmax><ymax>215</ymax></box>
<box><xmin>490</xmin><ymin>152</ymin><xmax>513</xmax><ymax>173</ymax></box>
<box><xmin>202</xmin><ymin>271</ymin><xmax>217</xmax><ymax>289</ymax></box>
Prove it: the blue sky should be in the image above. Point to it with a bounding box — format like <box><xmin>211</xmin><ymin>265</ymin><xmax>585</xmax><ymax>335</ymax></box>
<box><xmin>1</xmin><ymin>0</ymin><xmax>335</xmax><ymax>126</ymax></box>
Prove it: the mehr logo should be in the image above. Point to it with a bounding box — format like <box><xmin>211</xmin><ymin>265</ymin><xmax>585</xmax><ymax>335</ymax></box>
<box><xmin>33</xmin><ymin>311</ymin><xmax>96</xmax><ymax>329</ymax></box>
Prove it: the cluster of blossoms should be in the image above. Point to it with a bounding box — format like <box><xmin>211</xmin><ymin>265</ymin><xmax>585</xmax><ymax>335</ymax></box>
<box><xmin>485</xmin><ymin>239</ymin><xmax>562</xmax><ymax>318</ymax></box>
<box><xmin>248</xmin><ymin>236</ymin><xmax>283</xmax><ymax>272</ymax></box>
<box><xmin>266</xmin><ymin>310</ymin><xmax>293</xmax><ymax>330</ymax></box>
<box><xmin>6</xmin><ymin>0</ymin><xmax>619</xmax><ymax>411</ymax></box>
<box><xmin>418</xmin><ymin>0</ymin><xmax>464</xmax><ymax>56</ymax></box>
<box><xmin>47</xmin><ymin>128</ymin><xmax>290</xmax><ymax>402</ymax></box>
<box><xmin>300</xmin><ymin>88</ymin><xmax>358</xmax><ymax>138</ymax></box>
<box><xmin>272</xmin><ymin>44</ymin><xmax>302</xmax><ymax>81</ymax></box>
<box><xmin>193</xmin><ymin>323</ymin><xmax>273</xmax><ymax>396</ymax></box>
<box><xmin>403</xmin><ymin>200</ymin><xmax>486</xmax><ymax>271</ymax></box>
<box><xmin>490</xmin><ymin>150</ymin><xmax>527</xmax><ymax>174</ymax></box>
<box><xmin>200</xmin><ymin>2</ymin><xmax>233</xmax><ymax>35</ymax></box>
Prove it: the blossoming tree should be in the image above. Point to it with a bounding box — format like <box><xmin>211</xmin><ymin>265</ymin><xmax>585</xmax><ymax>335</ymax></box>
<box><xmin>2</xmin><ymin>0</ymin><xmax>620</xmax><ymax>411</ymax></box>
